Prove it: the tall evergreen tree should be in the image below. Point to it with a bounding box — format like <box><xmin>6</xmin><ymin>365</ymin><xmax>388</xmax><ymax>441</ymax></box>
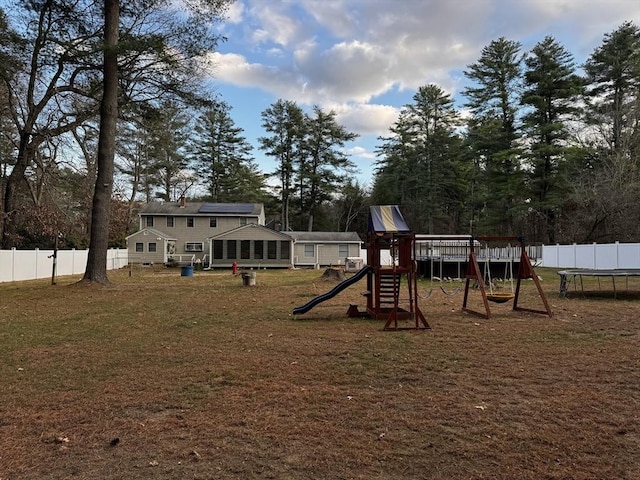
<box><xmin>521</xmin><ymin>36</ymin><xmax>584</xmax><ymax>243</ymax></box>
<box><xmin>156</xmin><ymin>103</ymin><xmax>193</xmax><ymax>201</ymax></box>
<box><xmin>83</xmin><ymin>0</ymin><xmax>120</xmax><ymax>284</ymax></box>
<box><xmin>374</xmin><ymin>85</ymin><xmax>467</xmax><ymax>233</ymax></box>
<box><xmin>298</xmin><ymin>106</ymin><xmax>358</xmax><ymax>231</ymax></box>
<box><xmin>259</xmin><ymin>99</ymin><xmax>305</xmax><ymax>231</ymax></box>
<box><xmin>372</xmin><ymin>110</ymin><xmax>420</xmax><ymax>210</ymax></box>
<box><xmin>585</xmin><ymin>21</ymin><xmax>640</xmax><ymax>155</ymax></box>
<box><xmin>571</xmin><ymin>21</ymin><xmax>640</xmax><ymax>241</ymax></box>
<box><xmin>191</xmin><ymin>101</ymin><xmax>267</xmax><ymax>203</ymax></box>
<box><xmin>408</xmin><ymin>85</ymin><xmax>465</xmax><ymax>233</ymax></box>
<box><xmin>463</xmin><ymin>37</ymin><xmax>525</xmax><ymax>234</ymax></box>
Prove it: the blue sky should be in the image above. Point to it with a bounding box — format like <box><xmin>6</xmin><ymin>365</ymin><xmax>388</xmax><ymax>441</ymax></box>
<box><xmin>208</xmin><ymin>0</ymin><xmax>639</xmax><ymax>187</ymax></box>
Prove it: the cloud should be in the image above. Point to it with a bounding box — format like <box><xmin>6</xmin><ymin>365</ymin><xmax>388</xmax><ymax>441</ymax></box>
<box><xmin>346</xmin><ymin>145</ymin><xmax>376</xmax><ymax>160</ymax></box>
<box><xmin>223</xmin><ymin>1</ymin><xmax>244</xmax><ymax>24</ymax></box>
<box><xmin>212</xmin><ymin>0</ymin><xmax>638</xmax><ymax>141</ymax></box>
<box><xmin>330</xmin><ymin>103</ymin><xmax>401</xmax><ymax>137</ymax></box>
<box><xmin>294</xmin><ymin>40</ymin><xmax>396</xmax><ymax>103</ymax></box>
<box><xmin>246</xmin><ymin>2</ymin><xmax>305</xmax><ymax>47</ymax></box>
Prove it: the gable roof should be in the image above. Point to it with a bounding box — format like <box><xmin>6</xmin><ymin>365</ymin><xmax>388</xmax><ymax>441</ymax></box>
<box><xmin>286</xmin><ymin>231</ymin><xmax>362</xmax><ymax>243</ymax></box>
<box><xmin>141</xmin><ymin>201</ymin><xmax>264</xmax><ymax>217</ymax></box>
<box><xmin>125</xmin><ymin>227</ymin><xmax>176</xmax><ymax>241</ymax></box>
<box><xmin>208</xmin><ymin>223</ymin><xmax>293</xmax><ymax>241</ymax></box>
<box><xmin>368</xmin><ymin>205</ymin><xmax>411</xmax><ymax>234</ymax></box>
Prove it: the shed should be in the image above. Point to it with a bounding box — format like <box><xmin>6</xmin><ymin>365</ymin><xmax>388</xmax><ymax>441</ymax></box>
<box><xmin>288</xmin><ymin>231</ymin><xmax>363</xmax><ymax>268</ymax></box>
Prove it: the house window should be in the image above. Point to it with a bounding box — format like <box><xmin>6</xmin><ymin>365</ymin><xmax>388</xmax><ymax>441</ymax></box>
<box><xmin>241</xmin><ymin>240</ymin><xmax>250</xmax><ymax>259</ymax></box>
<box><xmin>135</xmin><ymin>242</ymin><xmax>144</xmax><ymax>252</ymax></box>
<box><xmin>280</xmin><ymin>241</ymin><xmax>290</xmax><ymax>260</ymax></box>
<box><xmin>254</xmin><ymin>241</ymin><xmax>263</xmax><ymax>259</ymax></box>
<box><xmin>339</xmin><ymin>244</ymin><xmax>349</xmax><ymax>258</ymax></box>
<box><xmin>267</xmin><ymin>241</ymin><xmax>277</xmax><ymax>260</ymax></box>
<box><xmin>213</xmin><ymin>240</ymin><xmax>223</xmax><ymax>259</ymax></box>
<box><xmin>226</xmin><ymin>240</ymin><xmax>237</xmax><ymax>259</ymax></box>
<box><xmin>304</xmin><ymin>244</ymin><xmax>315</xmax><ymax>257</ymax></box>
<box><xmin>148</xmin><ymin>242</ymin><xmax>157</xmax><ymax>253</ymax></box>
<box><xmin>185</xmin><ymin>242</ymin><xmax>203</xmax><ymax>252</ymax></box>
<box><xmin>146</xmin><ymin>216</ymin><xmax>154</xmax><ymax>227</ymax></box>
<box><xmin>240</xmin><ymin>217</ymin><xmax>248</xmax><ymax>226</ymax></box>
<box><xmin>209</xmin><ymin>217</ymin><xmax>217</xmax><ymax>228</ymax></box>
<box><xmin>166</xmin><ymin>216</ymin><xmax>174</xmax><ymax>227</ymax></box>
<box><xmin>186</xmin><ymin>217</ymin><xmax>194</xmax><ymax>228</ymax></box>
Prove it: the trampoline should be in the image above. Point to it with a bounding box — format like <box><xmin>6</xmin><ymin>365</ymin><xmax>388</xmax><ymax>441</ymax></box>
<box><xmin>558</xmin><ymin>269</ymin><xmax>640</xmax><ymax>298</ymax></box>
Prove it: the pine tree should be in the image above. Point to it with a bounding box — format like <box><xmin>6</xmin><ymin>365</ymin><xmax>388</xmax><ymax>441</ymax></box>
<box><xmin>521</xmin><ymin>36</ymin><xmax>584</xmax><ymax>243</ymax></box>
<box><xmin>374</xmin><ymin>85</ymin><xmax>467</xmax><ymax>233</ymax></box>
<box><xmin>298</xmin><ymin>106</ymin><xmax>358</xmax><ymax>231</ymax></box>
<box><xmin>259</xmin><ymin>100</ymin><xmax>305</xmax><ymax>231</ymax></box>
<box><xmin>584</xmin><ymin>21</ymin><xmax>640</xmax><ymax>155</ymax></box>
<box><xmin>571</xmin><ymin>22</ymin><xmax>640</xmax><ymax>241</ymax></box>
<box><xmin>142</xmin><ymin>101</ymin><xmax>192</xmax><ymax>202</ymax></box>
<box><xmin>191</xmin><ymin>101</ymin><xmax>267</xmax><ymax>203</ymax></box>
<box><xmin>463</xmin><ymin>37</ymin><xmax>525</xmax><ymax>234</ymax></box>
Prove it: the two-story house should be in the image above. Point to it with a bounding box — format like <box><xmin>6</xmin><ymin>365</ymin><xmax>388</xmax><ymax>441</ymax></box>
<box><xmin>126</xmin><ymin>198</ymin><xmax>363</xmax><ymax>269</ymax></box>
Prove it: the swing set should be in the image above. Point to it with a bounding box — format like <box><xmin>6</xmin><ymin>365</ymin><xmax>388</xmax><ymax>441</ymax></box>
<box><xmin>462</xmin><ymin>236</ymin><xmax>553</xmax><ymax>319</ymax></box>
<box><xmin>295</xmin><ymin>206</ymin><xmax>552</xmax><ymax>329</ymax></box>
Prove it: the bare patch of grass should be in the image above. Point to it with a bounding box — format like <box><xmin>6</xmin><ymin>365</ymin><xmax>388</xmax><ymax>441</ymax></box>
<box><xmin>0</xmin><ymin>267</ymin><xmax>638</xmax><ymax>479</ymax></box>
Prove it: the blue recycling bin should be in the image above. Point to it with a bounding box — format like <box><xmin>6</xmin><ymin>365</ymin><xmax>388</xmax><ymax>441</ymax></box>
<box><xmin>181</xmin><ymin>265</ymin><xmax>194</xmax><ymax>277</ymax></box>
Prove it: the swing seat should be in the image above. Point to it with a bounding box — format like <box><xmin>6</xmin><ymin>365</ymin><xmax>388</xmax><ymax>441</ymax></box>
<box><xmin>486</xmin><ymin>292</ymin><xmax>515</xmax><ymax>303</ymax></box>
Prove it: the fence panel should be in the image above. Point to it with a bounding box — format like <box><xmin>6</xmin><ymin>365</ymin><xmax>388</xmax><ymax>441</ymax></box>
<box><xmin>0</xmin><ymin>248</ymin><xmax>128</xmax><ymax>283</ymax></box>
<box><xmin>541</xmin><ymin>242</ymin><xmax>640</xmax><ymax>269</ymax></box>
<box><xmin>574</xmin><ymin>244</ymin><xmax>596</xmax><ymax>269</ymax></box>
<box><xmin>594</xmin><ymin>243</ymin><xmax>618</xmax><ymax>269</ymax></box>
<box><xmin>618</xmin><ymin>243</ymin><xmax>640</xmax><ymax>268</ymax></box>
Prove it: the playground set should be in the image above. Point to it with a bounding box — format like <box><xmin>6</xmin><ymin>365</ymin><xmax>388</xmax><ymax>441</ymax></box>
<box><xmin>292</xmin><ymin>206</ymin><xmax>553</xmax><ymax>330</ymax></box>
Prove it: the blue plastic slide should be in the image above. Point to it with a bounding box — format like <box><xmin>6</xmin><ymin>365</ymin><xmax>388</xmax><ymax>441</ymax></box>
<box><xmin>292</xmin><ymin>266</ymin><xmax>374</xmax><ymax>315</ymax></box>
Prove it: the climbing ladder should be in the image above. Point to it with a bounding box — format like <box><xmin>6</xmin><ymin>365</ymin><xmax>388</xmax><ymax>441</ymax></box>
<box><xmin>378</xmin><ymin>272</ymin><xmax>401</xmax><ymax>308</ymax></box>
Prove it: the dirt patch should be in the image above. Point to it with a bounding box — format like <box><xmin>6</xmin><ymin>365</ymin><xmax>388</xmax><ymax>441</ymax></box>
<box><xmin>321</xmin><ymin>267</ymin><xmax>347</xmax><ymax>281</ymax></box>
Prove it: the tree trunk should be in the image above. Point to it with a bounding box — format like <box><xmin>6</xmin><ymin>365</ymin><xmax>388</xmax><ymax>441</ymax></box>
<box><xmin>82</xmin><ymin>0</ymin><xmax>119</xmax><ymax>284</ymax></box>
<box><xmin>2</xmin><ymin>134</ymin><xmax>33</xmax><ymax>248</ymax></box>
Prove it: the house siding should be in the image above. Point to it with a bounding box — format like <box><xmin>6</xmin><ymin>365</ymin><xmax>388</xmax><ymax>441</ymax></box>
<box><xmin>140</xmin><ymin>215</ymin><xmax>260</xmax><ymax>260</ymax></box>
<box><xmin>293</xmin><ymin>242</ymin><xmax>361</xmax><ymax>267</ymax></box>
<box><xmin>127</xmin><ymin>231</ymin><xmax>167</xmax><ymax>265</ymax></box>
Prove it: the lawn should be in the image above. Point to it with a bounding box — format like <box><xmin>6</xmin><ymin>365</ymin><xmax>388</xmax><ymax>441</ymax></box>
<box><xmin>0</xmin><ymin>266</ymin><xmax>638</xmax><ymax>479</ymax></box>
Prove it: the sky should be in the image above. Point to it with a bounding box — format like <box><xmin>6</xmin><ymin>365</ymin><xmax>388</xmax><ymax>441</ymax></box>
<box><xmin>206</xmin><ymin>0</ymin><xmax>639</xmax><ymax>187</ymax></box>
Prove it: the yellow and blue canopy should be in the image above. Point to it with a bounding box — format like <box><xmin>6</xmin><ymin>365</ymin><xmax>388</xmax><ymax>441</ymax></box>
<box><xmin>368</xmin><ymin>205</ymin><xmax>410</xmax><ymax>234</ymax></box>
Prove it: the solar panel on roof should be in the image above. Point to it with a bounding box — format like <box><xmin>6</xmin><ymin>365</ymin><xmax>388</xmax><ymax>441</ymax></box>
<box><xmin>198</xmin><ymin>203</ymin><xmax>255</xmax><ymax>214</ymax></box>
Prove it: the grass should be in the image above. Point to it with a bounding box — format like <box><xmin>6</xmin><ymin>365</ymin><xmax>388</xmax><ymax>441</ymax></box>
<box><xmin>0</xmin><ymin>266</ymin><xmax>639</xmax><ymax>479</ymax></box>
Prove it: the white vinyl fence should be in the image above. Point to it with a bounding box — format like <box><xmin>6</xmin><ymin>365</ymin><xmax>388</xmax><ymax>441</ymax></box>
<box><xmin>541</xmin><ymin>242</ymin><xmax>640</xmax><ymax>269</ymax></box>
<box><xmin>0</xmin><ymin>248</ymin><xmax>129</xmax><ymax>283</ymax></box>
<box><xmin>2</xmin><ymin>243</ymin><xmax>639</xmax><ymax>283</ymax></box>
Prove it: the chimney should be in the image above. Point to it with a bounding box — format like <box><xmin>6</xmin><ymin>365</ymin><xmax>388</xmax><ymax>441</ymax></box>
<box><xmin>179</xmin><ymin>195</ymin><xmax>186</xmax><ymax>208</ymax></box>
